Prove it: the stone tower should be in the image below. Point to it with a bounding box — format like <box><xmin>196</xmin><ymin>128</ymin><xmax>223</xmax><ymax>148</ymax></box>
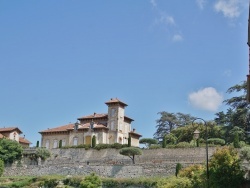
<box><xmin>105</xmin><ymin>98</ymin><xmax>128</xmax><ymax>143</ymax></box>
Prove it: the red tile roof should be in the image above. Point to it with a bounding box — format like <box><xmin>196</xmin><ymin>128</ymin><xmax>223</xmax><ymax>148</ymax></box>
<box><xmin>105</xmin><ymin>98</ymin><xmax>128</xmax><ymax>107</ymax></box>
<box><xmin>39</xmin><ymin>122</ymin><xmax>109</xmax><ymax>133</ymax></box>
<box><xmin>78</xmin><ymin>113</ymin><xmax>108</xmax><ymax>120</ymax></box>
<box><xmin>0</xmin><ymin>127</ymin><xmax>22</xmax><ymax>134</ymax></box>
<box><xmin>19</xmin><ymin>137</ymin><xmax>32</xmax><ymax>144</ymax></box>
<box><xmin>39</xmin><ymin>124</ymin><xmax>74</xmax><ymax>133</ymax></box>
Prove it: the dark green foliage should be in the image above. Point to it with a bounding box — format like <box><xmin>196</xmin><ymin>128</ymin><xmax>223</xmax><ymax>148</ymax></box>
<box><xmin>42</xmin><ymin>178</ymin><xmax>58</xmax><ymax>188</ymax></box>
<box><xmin>165</xmin><ymin>133</ymin><xmax>177</xmax><ymax>145</ymax></box>
<box><xmin>0</xmin><ymin>159</ymin><xmax>4</xmax><ymax>177</ymax></box>
<box><xmin>36</xmin><ymin>141</ymin><xmax>39</xmax><ymax>147</ymax></box>
<box><xmin>0</xmin><ymin>138</ymin><xmax>23</xmax><ymax>164</ymax></box>
<box><xmin>119</xmin><ymin>147</ymin><xmax>142</xmax><ymax>164</ymax></box>
<box><xmin>80</xmin><ymin>173</ymin><xmax>102</xmax><ymax>188</ymax></box>
<box><xmin>63</xmin><ymin>176</ymin><xmax>82</xmax><ymax>187</ymax></box>
<box><xmin>175</xmin><ymin>142</ymin><xmax>191</xmax><ymax>148</ymax></box>
<box><xmin>196</xmin><ymin>138</ymin><xmax>200</xmax><ymax>147</ymax></box>
<box><xmin>209</xmin><ymin>147</ymin><xmax>244</xmax><ymax>188</ymax></box>
<box><xmin>128</xmin><ymin>135</ymin><xmax>131</xmax><ymax>147</ymax></box>
<box><xmin>175</xmin><ymin>163</ymin><xmax>182</xmax><ymax>177</ymax></box>
<box><xmin>92</xmin><ymin>135</ymin><xmax>96</xmax><ymax>148</ymax></box>
<box><xmin>233</xmin><ymin>132</ymin><xmax>240</xmax><ymax>148</ymax></box>
<box><xmin>162</xmin><ymin>135</ymin><xmax>166</xmax><ymax>148</ymax></box>
<box><xmin>102</xmin><ymin>177</ymin><xmax>158</xmax><ymax>188</ymax></box>
<box><xmin>139</xmin><ymin>138</ymin><xmax>158</xmax><ymax>148</ymax></box>
<box><xmin>207</xmin><ymin>138</ymin><xmax>225</xmax><ymax>146</ymax></box>
<box><xmin>149</xmin><ymin>144</ymin><xmax>161</xmax><ymax>149</ymax></box>
<box><xmin>154</xmin><ymin>111</ymin><xmax>196</xmax><ymax>140</ymax></box>
<box><xmin>59</xmin><ymin>140</ymin><xmax>62</xmax><ymax>148</ymax></box>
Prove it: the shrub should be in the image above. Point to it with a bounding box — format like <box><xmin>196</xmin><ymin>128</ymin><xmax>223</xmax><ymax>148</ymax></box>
<box><xmin>40</xmin><ymin>178</ymin><xmax>58</xmax><ymax>188</ymax></box>
<box><xmin>179</xmin><ymin>164</ymin><xmax>205</xmax><ymax>187</ymax></box>
<box><xmin>80</xmin><ymin>173</ymin><xmax>102</xmax><ymax>188</ymax></box>
<box><xmin>0</xmin><ymin>159</ymin><xmax>4</xmax><ymax>177</ymax></box>
<box><xmin>175</xmin><ymin>163</ymin><xmax>182</xmax><ymax>177</ymax></box>
<box><xmin>36</xmin><ymin>147</ymin><xmax>51</xmax><ymax>160</ymax></box>
<box><xmin>157</xmin><ymin>176</ymin><xmax>192</xmax><ymax>188</ymax></box>
<box><xmin>92</xmin><ymin>136</ymin><xmax>96</xmax><ymax>148</ymax></box>
<box><xmin>209</xmin><ymin>146</ymin><xmax>244</xmax><ymax>188</ymax></box>
<box><xmin>128</xmin><ymin>135</ymin><xmax>131</xmax><ymax>147</ymax></box>
<box><xmin>149</xmin><ymin>144</ymin><xmax>161</xmax><ymax>149</ymax></box>
<box><xmin>175</xmin><ymin>142</ymin><xmax>192</xmax><ymax>148</ymax></box>
<box><xmin>207</xmin><ymin>138</ymin><xmax>225</xmax><ymax>146</ymax></box>
<box><xmin>111</xmin><ymin>143</ymin><xmax>123</xmax><ymax>149</ymax></box>
<box><xmin>59</xmin><ymin>140</ymin><xmax>62</xmax><ymax>148</ymax></box>
<box><xmin>63</xmin><ymin>176</ymin><xmax>82</xmax><ymax>187</ymax></box>
<box><xmin>94</xmin><ymin>144</ymin><xmax>110</xmax><ymax>150</ymax></box>
<box><xmin>162</xmin><ymin>135</ymin><xmax>166</xmax><ymax>148</ymax></box>
<box><xmin>36</xmin><ymin>141</ymin><xmax>39</xmax><ymax>147</ymax></box>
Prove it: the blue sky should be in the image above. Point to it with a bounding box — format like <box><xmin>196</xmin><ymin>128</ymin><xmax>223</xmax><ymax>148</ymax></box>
<box><xmin>0</xmin><ymin>0</ymin><xmax>249</xmax><ymax>146</ymax></box>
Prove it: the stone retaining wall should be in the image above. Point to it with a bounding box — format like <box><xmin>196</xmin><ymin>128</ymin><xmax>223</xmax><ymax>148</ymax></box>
<box><xmin>3</xmin><ymin>147</ymin><xmax>218</xmax><ymax>177</ymax></box>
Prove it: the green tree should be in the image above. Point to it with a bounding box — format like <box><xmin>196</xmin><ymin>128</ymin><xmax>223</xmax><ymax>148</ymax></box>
<box><xmin>92</xmin><ymin>135</ymin><xmax>96</xmax><ymax>148</ymax></box>
<box><xmin>162</xmin><ymin>135</ymin><xmax>166</xmax><ymax>148</ymax></box>
<box><xmin>128</xmin><ymin>135</ymin><xmax>131</xmax><ymax>147</ymax></box>
<box><xmin>240</xmin><ymin>146</ymin><xmax>250</xmax><ymax>162</ymax></box>
<box><xmin>119</xmin><ymin>147</ymin><xmax>142</xmax><ymax>164</ymax></box>
<box><xmin>154</xmin><ymin>112</ymin><xmax>196</xmax><ymax>140</ymax></box>
<box><xmin>0</xmin><ymin>138</ymin><xmax>23</xmax><ymax>164</ymax></box>
<box><xmin>80</xmin><ymin>173</ymin><xmax>102</xmax><ymax>188</ymax></box>
<box><xmin>214</xmin><ymin>81</ymin><xmax>250</xmax><ymax>142</ymax></box>
<box><xmin>209</xmin><ymin>147</ymin><xmax>244</xmax><ymax>188</ymax></box>
<box><xmin>0</xmin><ymin>159</ymin><xmax>4</xmax><ymax>177</ymax></box>
<box><xmin>59</xmin><ymin>140</ymin><xmax>62</xmax><ymax>148</ymax></box>
<box><xmin>175</xmin><ymin>163</ymin><xmax>182</xmax><ymax>177</ymax></box>
<box><xmin>139</xmin><ymin>138</ymin><xmax>157</xmax><ymax>148</ymax></box>
<box><xmin>36</xmin><ymin>147</ymin><xmax>51</xmax><ymax>160</ymax></box>
<box><xmin>36</xmin><ymin>141</ymin><xmax>39</xmax><ymax>147</ymax></box>
<box><xmin>233</xmin><ymin>132</ymin><xmax>240</xmax><ymax>148</ymax></box>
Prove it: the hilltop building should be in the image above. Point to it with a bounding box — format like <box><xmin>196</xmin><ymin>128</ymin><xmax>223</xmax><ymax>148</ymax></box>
<box><xmin>39</xmin><ymin>98</ymin><xmax>142</xmax><ymax>149</ymax></box>
<box><xmin>0</xmin><ymin>127</ymin><xmax>32</xmax><ymax>147</ymax></box>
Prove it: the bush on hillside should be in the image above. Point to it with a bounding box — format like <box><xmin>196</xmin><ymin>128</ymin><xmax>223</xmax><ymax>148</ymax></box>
<box><xmin>80</xmin><ymin>173</ymin><xmax>102</xmax><ymax>188</ymax></box>
<box><xmin>0</xmin><ymin>159</ymin><xmax>4</xmax><ymax>177</ymax></box>
<box><xmin>157</xmin><ymin>176</ymin><xmax>192</xmax><ymax>188</ymax></box>
<box><xmin>207</xmin><ymin>138</ymin><xmax>225</xmax><ymax>146</ymax></box>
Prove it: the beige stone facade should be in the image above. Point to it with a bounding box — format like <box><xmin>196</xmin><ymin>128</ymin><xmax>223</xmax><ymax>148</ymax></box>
<box><xmin>39</xmin><ymin>98</ymin><xmax>142</xmax><ymax>149</ymax></box>
<box><xmin>0</xmin><ymin>127</ymin><xmax>32</xmax><ymax>147</ymax></box>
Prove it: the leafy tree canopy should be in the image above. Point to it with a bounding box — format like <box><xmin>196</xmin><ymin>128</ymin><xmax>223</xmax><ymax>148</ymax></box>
<box><xmin>209</xmin><ymin>147</ymin><xmax>244</xmax><ymax>188</ymax></box>
<box><xmin>154</xmin><ymin>112</ymin><xmax>196</xmax><ymax>140</ymax></box>
<box><xmin>0</xmin><ymin>138</ymin><xmax>23</xmax><ymax>164</ymax></box>
<box><xmin>119</xmin><ymin>147</ymin><xmax>142</xmax><ymax>164</ymax></box>
<box><xmin>139</xmin><ymin>138</ymin><xmax>157</xmax><ymax>148</ymax></box>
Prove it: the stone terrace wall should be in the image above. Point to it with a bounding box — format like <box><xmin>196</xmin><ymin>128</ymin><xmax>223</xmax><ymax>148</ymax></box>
<box><xmin>3</xmin><ymin>147</ymin><xmax>218</xmax><ymax>178</ymax></box>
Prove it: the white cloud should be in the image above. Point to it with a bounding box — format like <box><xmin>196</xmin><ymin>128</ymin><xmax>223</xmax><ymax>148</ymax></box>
<box><xmin>173</xmin><ymin>34</ymin><xmax>183</xmax><ymax>42</ymax></box>
<box><xmin>150</xmin><ymin>0</ymin><xmax>157</xmax><ymax>7</ymax></box>
<box><xmin>188</xmin><ymin>87</ymin><xmax>223</xmax><ymax>112</ymax></box>
<box><xmin>196</xmin><ymin>0</ymin><xmax>207</xmax><ymax>10</ymax></box>
<box><xmin>214</xmin><ymin>0</ymin><xmax>242</xmax><ymax>18</ymax></box>
<box><xmin>155</xmin><ymin>13</ymin><xmax>175</xmax><ymax>25</ymax></box>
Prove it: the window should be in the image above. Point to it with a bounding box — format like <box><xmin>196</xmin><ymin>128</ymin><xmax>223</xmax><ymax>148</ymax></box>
<box><xmin>62</xmin><ymin>139</ymin><xmax>66</xmax><ymax>147</ymax></box>
<box><xmin>73</xmin><ymin>137</ymin><xmax>78</xmax><ymax>146</ymax></box>
<box><xmin>45</xmin><ymin>140</ymin><xmax>50</xmax><ymax>149</ymax></box>
<box><xmin>111</xmin><ymin>121</ymin><xmax>114</xmax><ymax>130</ymax></box>
<box><xmin>111</xmin><ymin>108</ymin><xmax>115</xmax><ymax>117</ymax></box>
<box><xmin>53</xmin><ymin>140</ymin><xmax>58</xmax><ymax>148</ymax></box>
